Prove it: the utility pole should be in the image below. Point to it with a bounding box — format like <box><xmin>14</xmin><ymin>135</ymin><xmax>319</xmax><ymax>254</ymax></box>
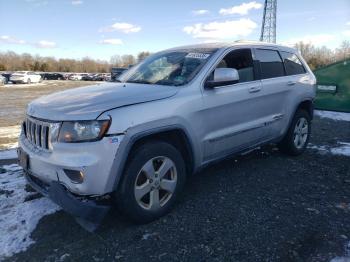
<box><xmin>260</xmin><ymin>0</ymin><xmax>277</xmax><ymax>43</ymax></box>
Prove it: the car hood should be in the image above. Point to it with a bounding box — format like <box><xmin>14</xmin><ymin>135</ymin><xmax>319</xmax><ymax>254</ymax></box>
<box><xmin>27</xmin><ymin>82</ymin><xmax>179</xmax><ymax>121</ymax></box>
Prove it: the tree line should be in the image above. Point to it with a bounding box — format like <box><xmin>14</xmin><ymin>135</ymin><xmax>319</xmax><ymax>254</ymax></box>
<box><xmin>0</xmin><ymin>41</ymin><xmax>349</xmax><ymax>73</ymax></box>
<box><xmin>0</xmin><ymin>51</ymin><xmax>151</xmax><ymax>73</ymax></box>
<box><xmin>295</xmin><ymin>40</ymin><xmax>350</xmax><ymax>70</ymax></box>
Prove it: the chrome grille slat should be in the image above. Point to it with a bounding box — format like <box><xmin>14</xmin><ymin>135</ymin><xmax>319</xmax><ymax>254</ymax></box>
<box><xmin>24</xmin><ymin>117</ymin><xmax>51</xmax><ymax>150</ymax></box>
<box><xmin>36</xmin><ymin>125</ymin><xmax>41</xmax><ymax>146</ymax></box>
<box><xmin>31</xmin><ymin>122</ymin><xmax>35</xmax><ymax>144</ymax></box>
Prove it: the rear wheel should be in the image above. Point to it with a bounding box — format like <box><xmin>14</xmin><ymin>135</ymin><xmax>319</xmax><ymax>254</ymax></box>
<box><xmin>278</xmin><ymin>109</ymin><xmax>311</xmax><ymax>156</ymax></box>
<box><xmin>114</xmin><ymin>141</ymin><xmax>186</xmax><ymax>223</ymax></box>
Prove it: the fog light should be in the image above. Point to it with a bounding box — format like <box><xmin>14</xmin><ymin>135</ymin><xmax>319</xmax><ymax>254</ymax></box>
<box><xmin>63</xmin><ymin>169</ymin><xmax>84</xmax><ymax>184</ymax></box>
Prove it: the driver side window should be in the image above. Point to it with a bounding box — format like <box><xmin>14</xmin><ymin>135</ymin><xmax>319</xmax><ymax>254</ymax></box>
<box><xmin>209</xmin><ymin>49</ymin><xmax>255</xmax><ymax>83</ymax></box>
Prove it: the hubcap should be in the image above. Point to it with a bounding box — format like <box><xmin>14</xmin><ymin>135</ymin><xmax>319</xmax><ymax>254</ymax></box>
<box><xmin>293</xmin><ymin>117</ymin><xmax>308</xmax><ymax>149</ymax></box>
<box><xmin>134</xmin><ymin>156</ymin><xmax>177</xmax><ymax>210</ymax></box>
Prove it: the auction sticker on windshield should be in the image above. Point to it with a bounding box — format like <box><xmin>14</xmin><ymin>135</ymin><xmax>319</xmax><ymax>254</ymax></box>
<box><xmin>185</xmin><ymin>53</ymin><xmax>210</xmax><ymax>59</ymax></box>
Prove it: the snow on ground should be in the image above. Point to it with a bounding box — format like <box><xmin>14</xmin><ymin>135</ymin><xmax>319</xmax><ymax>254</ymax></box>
<box><xmin>315</xmin><ymin>110</ymin><xmax>350</xmax><ymax>122</ymax></box>
<box><xmin>0</xmin><ymin>164</ymin><xmax>60</xmax><ymax>260</ymax></box>
<box><xmin>309</xmin><ymin>142</ymin><xmax>350</xmax><ymax>157</ymax></box>
<box><xmin>0</xmin><ymin>125</ymin><xmax>21</xmax><ymax>140</ymax></box>
<box><xmin>0</xmin><ymin>149</ymin><xmax>17</xmax><ymax>160</ymax></box>
<box><xmin>330</xmin><ymin>241</ymin><xmax>350</xmax><ymax>261</ymax></box>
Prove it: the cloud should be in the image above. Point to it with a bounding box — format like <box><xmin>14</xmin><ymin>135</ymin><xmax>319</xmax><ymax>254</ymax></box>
<box><xmin>192</xmin><ymin>9</ymin><xmax>210</xmax><ymax>16</ymax></box>
<box><xmin>183</xmin><ymin>18</ymin><xmax>257</xmax><ymax>40</ymax></box>
<box><xmin>342</xmin><ymin>30</ymin><xmax>350</xmax><ymax>37</ymax></box>
<box><xmin>35</xmin><ymin>40</ymin><xmax>57</xmax><ymax>48</ymax></box>
<box><xmin>71</xmin><ymin>0</ymin><xmax>83</xmax><ymax>5</ymax></box>
<box><xmin>99</xmin><ymin>39</ymin><xmax>123</xmax><ymax>45</ymax></box>
<box><xmin>281</xmin><ymin>34</ymin><xmax>336</xmax><ymax>47</ymax></box>
<box><xmin>0</xmin><ymin>36</ymin><xmax>57</xmax><ymax>48</ymax></box>
<box><xmin>0</xmin><ymin>35</ymin><xmax>26</xmax><ymax>45</ymax></box>
<box><xmin>219</xmin><ymin>1</ymin><xmax>262</xmax><ymax>15</ymax></box>
<box><xmin>346</xmin><ymin>21</ymin><xmax>350</xmax><ymax>26</ymax></box>
<box><xmin>100</xmin><ymin>22</ymin><xmax>141</xmax><ymax>33</ymax></box>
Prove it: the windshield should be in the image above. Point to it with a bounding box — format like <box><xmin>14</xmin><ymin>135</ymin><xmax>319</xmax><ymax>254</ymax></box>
<box><xmin>119</xmin><ymin>49</ymin><xmax>217</xmax><ymax>86</ymax></box>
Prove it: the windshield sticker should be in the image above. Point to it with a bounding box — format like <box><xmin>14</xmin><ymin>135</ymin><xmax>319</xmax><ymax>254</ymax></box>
<box><xmin>185</xmin><ymin>53</ymin><xmax>210</xmax><ymax>59</ymax></box>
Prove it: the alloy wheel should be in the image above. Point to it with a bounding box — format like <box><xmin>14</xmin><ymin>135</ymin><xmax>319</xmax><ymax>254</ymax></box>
<box><xmin>134</xmin><ymin>156</ymin><xmax>177</xmax><ymax>211</ymax></box>
<box><xmin>293</xmin><ymin>117</ymin><xmax>308</xmax><ymax>149</ymax></box>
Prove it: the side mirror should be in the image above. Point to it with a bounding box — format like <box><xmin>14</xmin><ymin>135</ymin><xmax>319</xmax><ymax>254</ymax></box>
<box><xmin>205</xmin><ymin>68</ymin><xmax>239</xmax><ymax>88</ymax></box>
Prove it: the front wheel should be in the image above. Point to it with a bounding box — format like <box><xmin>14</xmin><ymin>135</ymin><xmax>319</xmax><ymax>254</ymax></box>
<box><xmin>278</xmin><ymin>109</ymin><xmax>311</xmax><ymax>156</ymax></box>
<box><xmin>114</xmin><ymin>141</ymin><xmax>186</xmax><ymax>224</ymax></box>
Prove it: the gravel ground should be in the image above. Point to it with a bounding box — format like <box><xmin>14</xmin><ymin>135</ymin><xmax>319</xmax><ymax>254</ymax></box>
<box><xmin>4</xmin><ymin>115</ymin><xmax>350</xmax><ymax>262</ymax></box>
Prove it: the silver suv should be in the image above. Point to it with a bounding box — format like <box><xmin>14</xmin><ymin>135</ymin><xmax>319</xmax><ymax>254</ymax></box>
<box><xmin>18</xmin><ymin>42</ymin><xmax>316</xmax><ymax>230</ymax></box>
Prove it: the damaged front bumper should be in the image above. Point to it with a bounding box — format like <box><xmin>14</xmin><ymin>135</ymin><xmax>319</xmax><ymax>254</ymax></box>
<box><xmin>24</xmin><ymin>170</ymin><xmax>110</xmax><ymax>231</ymax></box>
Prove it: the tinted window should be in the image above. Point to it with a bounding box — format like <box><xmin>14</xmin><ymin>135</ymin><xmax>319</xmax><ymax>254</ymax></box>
<box><xmin>280</xmin><ymin>51</ymin><xmax>306</xmax><ymax>75</ymax></box>
<box><xmin>212</xmin><ymin>48</ymin><xmax>254</xmax><ymax>83</ymax></box>
<box><xmin>255</xmin><ymin>49</ymin><xmax>284</xmax><ymax>79</ymax></box>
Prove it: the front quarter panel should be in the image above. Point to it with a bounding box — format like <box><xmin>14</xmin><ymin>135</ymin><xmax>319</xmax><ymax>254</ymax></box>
<box><xmin>98</xmin><ymin>86</ymin><xmax>204</xmax><ymax>192</ymax></box>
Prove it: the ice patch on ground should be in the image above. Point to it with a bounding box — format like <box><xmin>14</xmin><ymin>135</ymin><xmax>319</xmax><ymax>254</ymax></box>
<box><xmin>0</xmin><ymin>164</ymin><xmax>60</xmax><ymax>260</ymax></box>
<box><xmin>315</xmin><ymin>110</ymin><xmax>350</xmax><ymax>122</ymax></box>
<box><xmin>330</xmin><ymin>240</ymin><xmax>350</xmax><ymax>261</ymax></box>
<box><xmin>331</xmin><ymin>257</ymin><xmax>350</xmax><ymax>262</ymax></box>
<box><xmin>0</xmin><ymin>149</ymin><xmax>17</xmax><ymax>160</ymax></box>
<box><xmin>309</xmin><ymin>142</ymin><xmax>350</xmax><ymax>157</ymax></box>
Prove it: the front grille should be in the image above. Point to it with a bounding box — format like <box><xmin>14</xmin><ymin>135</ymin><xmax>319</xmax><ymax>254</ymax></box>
<box><xmin>23</xmin><ymin>117</ymin><xmax>50</xmax><ymax>150</ymax></box>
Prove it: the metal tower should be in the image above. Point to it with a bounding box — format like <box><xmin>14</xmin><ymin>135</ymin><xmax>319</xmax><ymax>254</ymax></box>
<box><xmin>260</xmin><ymin>0</ymin><xmax>277</xmax><ymax>43</ymax></box>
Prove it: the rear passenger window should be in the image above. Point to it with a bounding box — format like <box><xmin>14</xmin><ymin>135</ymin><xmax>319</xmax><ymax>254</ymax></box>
<box><xmin>280</xmin><ymin>51</ymin><xmax>306</xmax><ymax>75</ymax></box>
<box><xmin>213</xmin><ymin>48</ymin><xmax>255</xmax><ymax>83</ymax></box>
<box><xmin>255</xmin><ymin>49</ymin><xmax>284</xmax><ymax>79</ymax></box>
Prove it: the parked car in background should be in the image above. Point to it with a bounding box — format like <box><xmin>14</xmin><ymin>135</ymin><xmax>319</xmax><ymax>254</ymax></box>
<box><xmin>10</xmin><ymin>71</ymin><xmax>41</xmax><ymax>84</ymax></box>
<box><xmin>92</xmin><ymin>74</ymin><xmax>105</xmax><ymax>81</ymax></box>
<box><xmin>111</xmin><ymin>67</ymin><xmax>127</xmax><ymax>81</ymax></box>
<box><xmin>41</xmin><ymin>73</ymin><xmax>65</xmax><ymax>80</ymax></box>
<box><xmin>1</xmin><ymin>73</ymin><xmax>12</xmax><ymax>83</ymax></box>
<box><xmin>81</xmin><ymin>74</ymin><xmax>95</xmax><ymax>81</ymax></box>
<box><xmin>18</xmin><ymin>42</ymin><xmax>316</xmax><ymax>230</ymax></box>
<box><xmin>68</xmin><ymin>74</ymin><xmax>83</xmax><ymax>81</ymax></box>
<box><xmin>0</xmin><ymin>75</ymin><xmax>6</xmax><ymax>85</ymax></box>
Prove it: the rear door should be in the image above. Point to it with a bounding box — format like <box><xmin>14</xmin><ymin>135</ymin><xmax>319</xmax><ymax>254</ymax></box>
<box><xmin>253</xmin><ymin>48</ymin><xmax>291</xmax><ymax>138</ymax></box>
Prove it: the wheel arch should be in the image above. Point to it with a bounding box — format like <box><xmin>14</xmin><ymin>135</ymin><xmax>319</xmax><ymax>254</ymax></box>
<box><xmin>296</xmin><ymin>99</ymin><xmax>314</xmax><ymax>119</ymax></box>
<box><xmin>112</xmin><ymin>125</ymin><xmax>196</xmax><ymax>192</ymax></box>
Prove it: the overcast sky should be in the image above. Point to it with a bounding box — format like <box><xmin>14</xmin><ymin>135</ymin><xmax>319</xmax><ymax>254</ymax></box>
<box><xmin>0</xmin><ymin>0</ymin><xmax>349</xmax><ymax>61</ymax></box>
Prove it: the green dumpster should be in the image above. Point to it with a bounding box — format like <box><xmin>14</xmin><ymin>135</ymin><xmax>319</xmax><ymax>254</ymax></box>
<box><xmin>314</xmin><ymin>59</ymin><xmax>350</xmax><ymax>113</ymax></box>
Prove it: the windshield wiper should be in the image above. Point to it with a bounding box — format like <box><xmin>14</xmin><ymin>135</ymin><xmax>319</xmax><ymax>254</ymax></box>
<box><xmin>126</xmin><ymin>80</ymin><xmax>152</xmax><ymax>84</ymax></box>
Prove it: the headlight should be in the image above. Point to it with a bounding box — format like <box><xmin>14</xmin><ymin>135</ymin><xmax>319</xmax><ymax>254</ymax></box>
<box><xmin>58</xmin><ymin>120</ymin><xmax>110</xmax><ymax>143</ymax></box>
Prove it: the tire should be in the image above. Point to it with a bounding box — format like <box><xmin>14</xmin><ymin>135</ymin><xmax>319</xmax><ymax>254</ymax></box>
<box><xmin>27</xmin><ymin>78</ymin><xmax>31</xmax><ymax>84</ymax></box>
<box><xmin>278</xmin><ymin>109</ymin><xmax>311</xmax><ymax>156</ymax></box>
<box><xmin>114</xmin><ymin>140</ymin><xmax>186</xmax><ymax>224</ymax></box>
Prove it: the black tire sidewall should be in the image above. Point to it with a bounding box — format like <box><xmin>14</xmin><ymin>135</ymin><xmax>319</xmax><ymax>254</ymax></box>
<box><xmin>280</xmin><ymin>109</ymin><xmax>311</xmax><ymax>155</ymax></box>
<box><xmin>115</xmin><ymin>141</ymin><xmax>186</xmax><ymax>223</ymax></box>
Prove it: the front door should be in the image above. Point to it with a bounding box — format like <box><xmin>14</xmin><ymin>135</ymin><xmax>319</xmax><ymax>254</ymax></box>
<box><xmin>199</xmin><ymin>48</ymin><xmax>271</xmax><ymax>163</ymax></box>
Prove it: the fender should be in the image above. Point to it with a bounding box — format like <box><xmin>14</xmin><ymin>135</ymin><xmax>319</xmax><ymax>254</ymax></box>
<box><xmin>107</xmin><ymin>122</ymin><xmax>199</xmax><ymax>192</ymax></box>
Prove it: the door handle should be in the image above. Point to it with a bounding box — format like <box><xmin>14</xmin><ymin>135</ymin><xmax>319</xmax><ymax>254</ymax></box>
<box><xmin>249</xmin><ymin>86</ymin><xmax>261</xmax><ymax>93</ymax></box>
<box><xmin>287</xmin><ymin>81</ymin><xmax>297</xmax><ymax>86</ymax></box>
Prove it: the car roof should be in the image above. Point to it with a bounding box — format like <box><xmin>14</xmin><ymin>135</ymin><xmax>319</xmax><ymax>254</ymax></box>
<box><xmin>165</xmin><ymin>40</ymin><xmax>297</xmax><ymax>53</ymax></box>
